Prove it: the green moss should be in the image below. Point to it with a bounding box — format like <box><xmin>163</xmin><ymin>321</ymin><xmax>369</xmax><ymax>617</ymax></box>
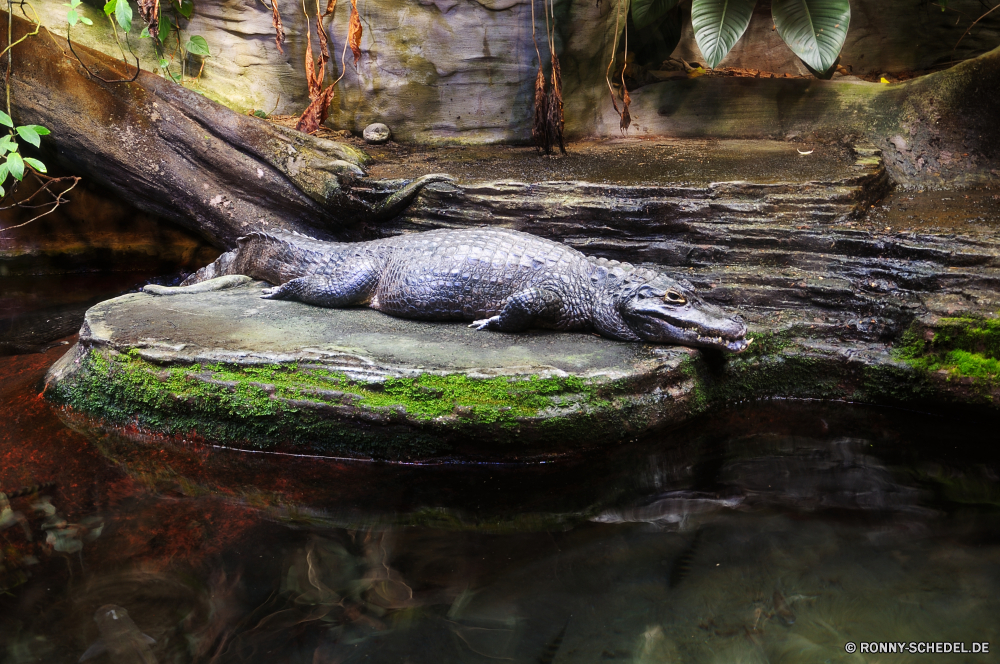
<box><xmin>46</xmin><ymin>348</ymin><xmax>612</xmax><ymax>458</ymax></box>
<box><xmin>896</xmin><ymin>315</ymin><xmax>1000</xmax><ymax>384</ymax></box>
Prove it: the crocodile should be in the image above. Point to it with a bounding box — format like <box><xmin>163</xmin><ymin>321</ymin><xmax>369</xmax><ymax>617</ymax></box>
<box><xmin>171</xmin><ymin>227</ymin><xmax>751</xmax><ymax>352</ymax></box>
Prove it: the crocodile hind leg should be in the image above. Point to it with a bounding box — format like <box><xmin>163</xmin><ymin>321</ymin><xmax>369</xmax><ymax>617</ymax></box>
<box><xmin>260</xmin><ymin>265</ymin><xmax>378</xmax><ymax>307</ymax></box>
<box><xmin>470</xmin><ymin>288</ymin><xmax>563</xmax><ymax>332</ymax></box>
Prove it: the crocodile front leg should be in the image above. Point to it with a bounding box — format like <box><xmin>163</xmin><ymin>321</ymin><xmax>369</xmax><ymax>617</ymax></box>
<box><xmin>260</xmin><ymin>263</ymin><xmax>379</xmax><ymax>307</ymax></box>
<box><xmin>470</xmin><ymin>288</ymin><xmax>563</xmax><ymax>333</ymax></box>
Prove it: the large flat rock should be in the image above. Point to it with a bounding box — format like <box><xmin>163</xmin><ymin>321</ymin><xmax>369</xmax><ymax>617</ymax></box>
<box><xmin>45</xmin><ymin>282</ymin><xmax>699</xmax><ymax>460</ymax></box>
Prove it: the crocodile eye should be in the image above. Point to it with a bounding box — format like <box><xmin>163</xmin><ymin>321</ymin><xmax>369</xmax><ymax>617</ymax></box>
<box><xmin>664</xmin><ymin>291</ymin><xmax>687</xmax><ymax>305</ymax></box>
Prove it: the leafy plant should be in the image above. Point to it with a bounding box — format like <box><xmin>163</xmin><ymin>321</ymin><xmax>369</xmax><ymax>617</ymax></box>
<box><xmin>772</xmin><ymin>0</ymin><xmax>850</xmax><ymax>72</ymax></box>
<box><xmin>64</xmin><ymin>0</ymin><xmax>93</xmax><ymax>26</ymax></box>
<box><xmin>0</xmin><ymin>111</ymin><xmax>49</xmax><ymax>198</ymax></box>
<box><xmin>624</xmin><ymin>0</ymin><xmax>852</xmax><ymax>76</ymax></box>
<box><xmin>185</xmin><ymin>34</ymin><xmax>210</xmax><ymax>57</ymax></box>
<box><xmin>691</xmin><ymin>0</ymin><xmax>756</xmax><ymax>69</ymax></box>
<box><xmin>103</xmin><ymin>0</ymin><xmax>133</xmax><ymax>33</ymax></box>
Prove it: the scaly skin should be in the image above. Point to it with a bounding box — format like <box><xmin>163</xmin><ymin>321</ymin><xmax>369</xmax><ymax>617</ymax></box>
<box><xmin>179</xmin><ymin>228</ymin><xmax>751</xmax><ymax>352</ymax></box>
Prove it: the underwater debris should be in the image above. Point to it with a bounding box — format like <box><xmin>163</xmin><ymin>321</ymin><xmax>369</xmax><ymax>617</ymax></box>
<box><xmin>79</xmin><ymin>604</ymin><xmax>158</xmax><ymax>664</ymax></box>
<box><xmin>668</xmin><ymin>529</ymin><xmax>703</xmax><ymax>589</ymax></box>
<box><xmin>773</xmin><ymin>589</ymin><xmax>796</xmax><ymax>626</ymax></box>
<box><xmin>537</xmin><ymin>622</ymin><xmax>567</xmax><ymax>664</ymax></box>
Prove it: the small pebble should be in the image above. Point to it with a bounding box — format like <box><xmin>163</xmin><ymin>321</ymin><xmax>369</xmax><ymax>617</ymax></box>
<box><xmin>363</xmin><ymin>123</ymin><xmax>391</xmax><ymax>144</ymax></box>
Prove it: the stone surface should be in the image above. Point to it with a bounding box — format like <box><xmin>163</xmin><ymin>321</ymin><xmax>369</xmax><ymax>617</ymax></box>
<box><xmin>363</xmin><ymin>123</ymin><xmax>391</xmax><ymax>144</ymax></box>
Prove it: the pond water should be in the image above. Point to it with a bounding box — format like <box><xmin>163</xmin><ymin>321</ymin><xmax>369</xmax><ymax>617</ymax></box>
<box><xmin>2</xmin><ymin>332</ymin><xmax>998</xmax><ymax>663</ymax></box>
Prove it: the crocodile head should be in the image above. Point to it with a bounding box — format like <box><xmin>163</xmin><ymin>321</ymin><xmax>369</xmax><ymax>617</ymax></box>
<box><xmin>619</xmin><ymin>275</ymin><xmax>751</xmax><ymax>353</ymax></box>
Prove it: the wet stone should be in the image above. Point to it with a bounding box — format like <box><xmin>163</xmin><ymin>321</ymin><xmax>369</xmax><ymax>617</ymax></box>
<box><xmin>363</xmin><ymin>123</ymin><xmax>391</xmax><ymax>144</ymax></box>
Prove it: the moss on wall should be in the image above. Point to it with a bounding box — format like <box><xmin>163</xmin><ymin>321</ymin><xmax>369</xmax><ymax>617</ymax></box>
<box><xmin>896</xmin><ymin>315</ymin><xmax>1000</xmax><ymax>384</ymax></box>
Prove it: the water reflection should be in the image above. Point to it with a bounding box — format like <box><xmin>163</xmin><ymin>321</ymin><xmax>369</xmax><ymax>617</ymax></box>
<box><xmin>2</xmin><ymin>348</ymin><xmax>999</xmax><ymax>663</ymax></box>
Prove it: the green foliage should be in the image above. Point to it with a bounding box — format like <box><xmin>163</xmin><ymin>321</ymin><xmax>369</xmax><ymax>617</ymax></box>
<box><xmin>691</xmin><ymin>0</ymin><xmax>757</xmax><ymax>69</ymax></box>
<box><xmin>173</xmin><ymin>0</ymin><xmax>194</xmax><ymax>19</ymax></box>
<box><xmin>64</xmin><ymin>0</ymin><xmax>94</xmax><ymax>26</ymax></box>
<box><xmin>15</xmin><ymin>125</ymin><xmax>50</xmax><ymax>148</ymax></box>
<box><xmin>631</xmin><ymin>0</ymin><xmax>680</xmax><ymax>30</ymax></box>
<box><xmin>23</xmin><ymin>158</ymin><xmax>46</xmax><ymax>173</ymax></box>
<box><xmin>6</xmin><ymin>152</ymin><xmax>24</xmax><ymax>181</ymax></box>
<box><xmin>102</xmin><ymin>0</ymin><xmax>132</xmax><ymax>33</ymax></box>
<box><xmin>0</xmin><ymin>112</ymin><xmax>50</xmax><ymax>197</ymax></box>
<box><xmin>772</xmin><ymin>0</ymin><xmax>851</xmax><ymax>72</ymax></box>
<box><xmin>185</xmin><ymin>35</ymin><xmax>210</xmax><ymax>56</ymax></box>
<box><xmin>627</xmin><ymin>0</ymin><xmax>851</xmax><ymax>77</ymax></box>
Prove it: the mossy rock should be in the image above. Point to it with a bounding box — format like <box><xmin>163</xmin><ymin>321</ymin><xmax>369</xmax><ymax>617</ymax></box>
<box><xmin>44</xmin><ymin>284</ymin><xmax>998</xmax><ymax>461</ymax></box>
<box><xmin>44</xmin><ymin>282</ymin><xmax>701</xmax><ymax>460</ymax></box>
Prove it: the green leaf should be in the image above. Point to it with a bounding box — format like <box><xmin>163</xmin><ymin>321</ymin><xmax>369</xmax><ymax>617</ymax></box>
<box><xmin>67</xmin><ymin>7</ymin><xmax>79</xmax><ymax>24</ymax></box>
<box><xmin>772</xmin><ymin>0</ymin><xmax>850</xmax><ymax>72</ymax></box>
<box><xmin>185</xmin><ymin>35</ymin><xmax>210</xmax><ymax>56</ymax></box>
<box><xmin>115</xmin><ymin>0</ymin><xmax>132</xmax><ymax>32</ymax></box>
<box><xmin>0</xmin><ymin>184</ymin><xmax>5</xmax><ymax>197</ymax></box>
<box><xmin>158</xmin><ymin>58</ymin><xmax>170</xmax><ymax>68</ymax></box>
<box><xmin>80</xmin><ymin>15</ymin><xmax>93</xmax><ymax>25</ymax></box>
<box><xmin>15</xmin><ymin>125</ymin><xmax>41</xmax><ymax>148</ymax></box>
<box><xmin>173</xmin><ymin>0</ymin><xmax>194</xmax><ymax>19</ymax></box>
<box><xmin>7</xmin><ymin>152</ymin><xmax>24</xmax><ymax>181</ymax></box>
<box><xmin>140</xmin><ymin>25</ymin><xmax>150</xmax><ymax>37</ymax></box>
<box><xmin>0</xmin><ymin>163</ymin><xmax>8</xmax><ymax>183</ymax></box>
<box><xmin>0</xmin><ymin>135</ymin><xmax>15</xmax><ymax>154</ymax></box>
<box><xmin>0</xmin><ymin>111</ymin><xmax>12</xmax><ymax>128</ymax></box>
<box><xmin>691</xmin><ymin>0</ymin><xmax>758</xmax><ymax>69</ymax></box>
<box><xmin>631</xmin><ymin>0</ymin><xmax>680</xmax><ymax>30</ymax></box>
<box><xmin>103</xmin><ymin>0</ymin><xmax>116</xmax><ymax>16</ymax></box>
<box><xmin>23</xmin><ymin>157</ymin><xmax>47</xmax><ymax>173</ymax></box>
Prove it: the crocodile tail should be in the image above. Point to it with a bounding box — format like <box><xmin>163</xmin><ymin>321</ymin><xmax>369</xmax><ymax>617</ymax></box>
<box><xmin>180</xmin><ymin>249</ymin><xmax>239</xmax><ymax>286</ymax></box>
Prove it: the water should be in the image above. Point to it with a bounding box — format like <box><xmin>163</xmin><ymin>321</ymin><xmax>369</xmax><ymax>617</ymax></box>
<box><xmin>2</xmin><ymin>336</ymin><xmax>999</xmax><ymax>663</ymax></box>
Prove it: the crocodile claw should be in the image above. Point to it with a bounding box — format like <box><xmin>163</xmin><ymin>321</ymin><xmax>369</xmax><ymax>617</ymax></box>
<box><xmin>260</xmin><ymin>287</ymin><xmax>280</xmax><ymax>299</ymax></box>
<box><xmin>469</xmin><ymin>317</ymin><xmax>497</xmax><ymax>331</ymax></box>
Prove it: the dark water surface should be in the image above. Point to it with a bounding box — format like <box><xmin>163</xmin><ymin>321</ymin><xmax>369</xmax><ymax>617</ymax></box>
<box><xmin>2</xmin><ymin>343</ymin><xmax>999</xmax><ymax>664</ymax></box>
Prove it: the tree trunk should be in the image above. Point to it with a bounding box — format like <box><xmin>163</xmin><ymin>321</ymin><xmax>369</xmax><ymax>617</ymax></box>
<box><xmin>1</xmin><ymin>10</ymin><xmax>446</xmax><ymax>248</ymax></box>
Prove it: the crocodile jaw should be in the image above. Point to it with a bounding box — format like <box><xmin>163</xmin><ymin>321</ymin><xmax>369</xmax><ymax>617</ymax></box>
<box><xmin>621</xmin><ymin>298</ymin><xmax>750</xmax><ymax>353</ymax></box>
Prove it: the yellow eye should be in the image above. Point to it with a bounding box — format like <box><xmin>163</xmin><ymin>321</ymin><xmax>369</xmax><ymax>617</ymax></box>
<box><xmin>665</xmin><ymin>291</ymin><xmax>686</xmax><ymax>304</ymax></box>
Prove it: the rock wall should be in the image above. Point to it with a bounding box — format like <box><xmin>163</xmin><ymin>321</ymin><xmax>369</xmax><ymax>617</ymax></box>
<box><xmin>20</xmin><ymin>0</ymin><xmax>1000</xmax><ymax>143</ymax></box>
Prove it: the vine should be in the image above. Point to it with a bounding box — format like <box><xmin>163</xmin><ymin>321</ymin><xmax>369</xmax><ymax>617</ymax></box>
<box><xmin>531</xmin><ymin>0</ymin><xmax>565</xmax><ymax>154</ymax></box>
<box><xmin>0</xmin><ymin>0</ymin><xmax>79</xmax><ymax>233</ymax></box>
